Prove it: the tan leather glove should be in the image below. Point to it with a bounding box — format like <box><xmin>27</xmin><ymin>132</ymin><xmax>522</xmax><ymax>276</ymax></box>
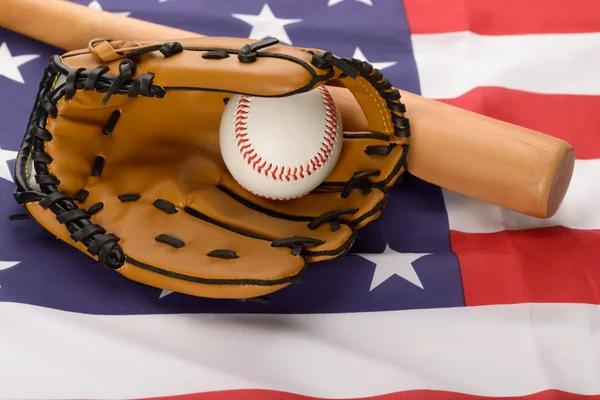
<box><xmin>12</xmin><ymin>36</ymin><xmax>410</xmax><ymax>300</ymax></box>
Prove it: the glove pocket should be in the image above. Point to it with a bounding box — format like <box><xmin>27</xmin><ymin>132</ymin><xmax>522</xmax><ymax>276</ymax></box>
<box><xmin>71</xmin><ymin>191</ymin><xmax>309</xmax><ymax>300</ymax></box>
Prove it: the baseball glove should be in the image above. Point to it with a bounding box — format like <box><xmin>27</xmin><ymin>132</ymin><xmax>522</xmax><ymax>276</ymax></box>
<box><xmin>12</xmin><ymin>36</ymin><xmax>410</xmax><ymax>301</ymax></box>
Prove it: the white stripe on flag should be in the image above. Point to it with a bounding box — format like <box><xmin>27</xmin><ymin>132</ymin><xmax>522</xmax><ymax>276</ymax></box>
<box><xmin>443</xmin><ymin>159</ymin><xmax>600</xmax><ymax>233</ymax></box>
<box><xmin>410</xmin><ymin>31</ymin><xmax>600</xmax><ymax>99</ymax></box>
<box><xmin>0</xmin><ymin>302</ymin><xmax>599</xmax><ymax>399</ymax></box>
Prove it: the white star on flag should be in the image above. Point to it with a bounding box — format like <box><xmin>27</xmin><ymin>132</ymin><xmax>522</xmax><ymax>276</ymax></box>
<box><xmin>0</xmin><ymin>261</ymin><xmax>20</xmax><ymax>289</ymax></box>
<box><xmin>0</xmin><ymin>261</ymin><xmax>20</xmax><ymax>272</ymax></box>
<box><xmin>355</xmin><ymin>244</ymin><xmax>430</xmax><ymax>291</ymax></box>
<box><xmin>232</xmin><ymin>4</ymin><xmax>302</xmax><ymax>45</ymax></box>
<box><xmin>0</xmin><ymin>145</ymin><xmax>18</xmax><ymax>183</ymax></box>
<box><xmin>328</xmin><ymin>0</ymin><xmax>373</xmax><ymax>6</ymax></box>
<box><xmin>353</xmin><ymin>47</ymin><xmax>397</xmax><ymax>71</ymax></box>
<box><xmin>159</xmin><ymin>290</ymin><xmax>173</xmax><ymax>299</ymax></box>
<box><xmin>0</xmin><ymin>42</ymin><xmax>39</xmax><ymax>84</ymax></box>
<box><xmin>88</xmin><ymin>1</ymin><xmax>131</xmax><ymax>17</ymax></box>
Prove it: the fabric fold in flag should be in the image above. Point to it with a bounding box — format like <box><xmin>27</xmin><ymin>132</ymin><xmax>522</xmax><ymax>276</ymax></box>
<box><xmin>410</xmin><ymin>31</ymin><xmax>600</xmax><ymax>99</ymax></box>
<box><xmin>0</xmin><ymin>302</ymin><xmax>599</xmax><ymax>399</ymax></box>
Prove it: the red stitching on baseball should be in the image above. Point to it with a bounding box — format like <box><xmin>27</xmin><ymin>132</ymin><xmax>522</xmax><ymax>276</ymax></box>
<box><xmin>233</xmin><ymin>87</ymin><xmax>339</xmax><ymax>182</ymax></box>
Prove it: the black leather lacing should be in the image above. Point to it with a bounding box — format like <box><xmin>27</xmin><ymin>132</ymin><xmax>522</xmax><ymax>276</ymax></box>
<box><xmin>48</xmin><ymin>55</ymin><xmax>166</xmax><ymax>107</ymax></box>
<box><xmin>7</xmin><ymin>56</ymin><xmax>158</xmax><ymax>269</ymax></box>
<box><xmin>341</xmin><ymin>171</ymin><xmax>381</xmax><ymax>198</ymax></box>
<box><xmin>103</xmin><ymin>110</ymin><xmax>121</xmax><ymax>135</ymax></box>
<box><xmin>102</xmin><ymin>59</ymin><xmax>135</xmax><ymax>104</ymax></box>
<box><xmin>153</xmin><ymin>199</ymin><xmax>178</xmax><ymax>214</ymax></box>
<box><xmin>365</xmin><ymin>143</ymin><xmax>397</xmax><ymax>156</ymax></box>
<box><xmin>308</xmin><ymin>208</ymin><xmax>358</xmax><ymax>231</ymax></box>
<box><xmin>208</xmin><ymin>249</ymin><xmax>239</xmax><ymax>259</ymax></box>
<box><xmin>155</xmin><ymin>234</ymin><xmax>185</xmax><ymax>248</ymax></box>
<box><xmin>125</xmin><ymin>41</ymin><xmax>183</xmax><ymax>59</ymax></box>
<box><xmin>73</xmin><ymin>189</ymin><xmax>89</xmax><ymax>202</ymax></box>
<box><xmin>118</xmin><ymin>193</ymin><xmax>141</xmax><ymax>202</ymax></box>
<box><xmin>238</xmin><ymin>37</ymin><xmax>280</xmax><ymax>63</ymax></box>
<box><xmin>309</xmin><ymin>52</ymin><xmax>410</xmax><ymax>199</ymax></box>
<box><xmin>271</xmin><ymin>236</ymin><xmax>325</xmax><ymax>256</ymax></box>
<box><xmin>88</xmin><ymin>202</ymin><xmax>104</xmax><ymax>215</ymax></box>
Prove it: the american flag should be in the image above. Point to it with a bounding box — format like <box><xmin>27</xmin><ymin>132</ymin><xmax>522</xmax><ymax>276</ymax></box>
<box><xmin>1</xmin><ymin>0</ymin><xmax>599</xmax><ymax>399</ymax></box>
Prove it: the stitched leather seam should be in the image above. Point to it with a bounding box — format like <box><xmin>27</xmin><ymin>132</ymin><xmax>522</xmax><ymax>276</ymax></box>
<box><xmin>234</xmin><ymin>86</ymin><xmax>339</xmax><ymax>186</ymax></box>
<box><xmin>356</xmin><ymin>76</ymin><xmax>393</xmax><ymax>135</ymax></box>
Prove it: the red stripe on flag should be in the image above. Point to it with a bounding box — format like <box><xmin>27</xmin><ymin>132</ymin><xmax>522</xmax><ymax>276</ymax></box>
<box><xmin>451</xmin><ymin>226</ymin><xmax>600</xmax><ymax>306</ymax></box>
<box><xmin>436</xmin><ymin>88</ymin><xmax>600</xmax><ymax>159</ymax></box>
<box><xmin>142</xmin><ymin>389</ymin><xmax>600</xmax><ymax>400</ymax></box>
<box><xmin>403</xmin><ymin>0</ymin><xmax>600</xmax><ymax>34</ymax></box>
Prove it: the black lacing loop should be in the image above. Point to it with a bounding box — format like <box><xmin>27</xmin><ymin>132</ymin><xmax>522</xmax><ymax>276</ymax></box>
<box><xmin>365</xmin><ymin>143</ymin><xmax>397</xmax><ymax>156</ymax></box>
<box><xmin>31</xmin><ymin>125</ymin><xmax>53</xmax><ymax>141</ymax></box>
<box><xmin>101</xmin><ymin>59</ymin><xmax>136</xmax><ymax>104</ymax></box>
<box><xmin>155</xmin><ymin>234</ymin><xmax>185</xmax><ymax>248</ymax></box>
<box><xmin>56</xmin><ymin>209</ymin><xmax>90</xmax><ymax>224</ymax></box>
<box><xmin>35</xmin><ymin>174</ymin><xmax>60</xmax><ymax>186</ymax></box>
<box><xmin>159</xmin><ymin>42</ymin><xmax>183</xmax><ymax>57</ymax></box>
<box><xmin>88</xmin><ymin>202</ymin><xmax>104</xmax><ymax>215</ymax></box>
<box><xmin>87</xmin><ymin>233</ymin><xmax>120</xmax><ymax>256</ymax></box>
<box><xmin>122</xmin><ymin>41</ymin><xmax>183</xmax><ymax>59</ymax></box>
<box><xmin>308</xmin><ymin>208</ymin><xmax>358</xmax><ymax>231</ymax></box>
<box><xmin>128</xmin><ymin>72</ymin><xmax>157</xmax><ymax>98</ymax></box>
<box><xmin>153</xmin><ymin>199</ymin><xmax>178</xmax><ymax>214</ymax></box>
<box><xmin>65</xmin><ymin>67</ymin><xmax>86</xmax><ymax>100</ymax></box>
<box><xmin>341</xmin><ymin>171</ymin><xmax>381</xmax><ymax>198</ymax></box>
<box><xmin>387</xmin><ymin>102</ymin><xmax>406</xmax><ymax>114</ymax></box>
<box><xmin>207</xmin><ymin>249</ymin><xmax>239</xmax><ymax>259</ymax></box>
<box><xmin>99</xmin><ymin>242</ymin><xmax>125</xmax><ymax>270</ymax></box>
<box><xmin>310</xmin><ymin>51</ymin><xmax>359</xmax><ymax>78</ymax></box>
<box><xmin>39</xmin><ymin>191</ymin><xmax>70</xmax><ymax>209</ymax></box>
<box><xmin>314</xmin><ymin>54</ymin><xmax>411</xmax><ymax>142</ymax></box>
<box><xmin>238</xmin><ymin>37</ymin><xmax>280</xmax><ymax>63</ymax></box>
<box><xmin>271</xmin><ymin>236</ymin><xmax>324</xmax><ymax>256</ymax></box>
<box><xmin>41</xmin><ymin>96</ymin><xmax>58</xmax><ymax>118</ymax></box>
<box><xmin>70</xmin><ymin>224</ymin><xmax>105</xmax><ymax>243</ymax></box>
<box><xmin>380</xmin><ymin>90</ymin><xmax>401</xmax><ymax>102</ymax></box>
<box><xmin>371</xmin><ymin>77</ymin><xmax>392</xmax><ymax>92</ymax></box>
<box><xmin>30</xmin><ymin>151</ymin><xmax>53</xmax><ymax>164</ymax></box>
<box><xmin>103</xmin><ymin>110</ymin><xmax>121</xmax><ymax>135</ymax></box>
<box><xmin>73</xmin><ymin>189</ymin><xmax>89</xmax><ymax>202</ymax></box>
<box><xmin>85</xmin><ymin>66</ymin><xmax>110</xmax><ymax>91</ymax></box>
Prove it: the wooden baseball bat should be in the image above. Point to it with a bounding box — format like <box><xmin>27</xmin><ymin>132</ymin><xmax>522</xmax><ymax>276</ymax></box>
<box><xmin>0</xmin><ymin>0</ymin><xmax>575</xmax><ymax>218</ymax></box>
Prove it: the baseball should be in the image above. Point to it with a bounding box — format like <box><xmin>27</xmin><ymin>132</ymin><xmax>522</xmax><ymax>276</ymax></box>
<box><xmin>219</xmin><ymin>85</ymin><xmax>344</xmax><ymax>200</ymax></box>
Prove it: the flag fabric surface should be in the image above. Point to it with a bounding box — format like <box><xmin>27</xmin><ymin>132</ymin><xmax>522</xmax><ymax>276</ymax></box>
<box><xmin>1</xmin><ymin>0</ymin><xmax>599</xmax><ymax>399</ymax></box>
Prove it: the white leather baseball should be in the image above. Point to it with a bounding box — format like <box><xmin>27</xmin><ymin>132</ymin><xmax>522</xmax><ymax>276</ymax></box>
<box><xmin>219</xmin><ymin>85</ymin><xmax>344</xmax><ymax>200</ymax></box>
